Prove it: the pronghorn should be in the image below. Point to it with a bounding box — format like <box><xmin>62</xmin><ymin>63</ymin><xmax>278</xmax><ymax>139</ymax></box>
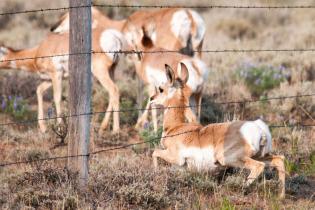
<box><xmin>133</xmin><ymin>47</ymin><xmax>209</xmax><ymax>132</ymax></box>
<box><xmin>51</xmin><ymin>7</ymin><xmax>126</xmax><ymax>33</ymax></box>
<box><xmin>51</xmin><ymin>7</ymin><xmax>206</xmax><ymax>57</ymax></box>
<box><xmin>122</xmin><ymin>8</ymin><xmax>206</xmax><ymax>57</ymax></box>
<box><xmin>0</xmin><ymin>28</ymin><xmax>125</xmax><ymax>134</ymax></box>
<box><xmin>149</xmin><ymin>63</ymin><xmax>285</xmax><ymax>198</ymax></box>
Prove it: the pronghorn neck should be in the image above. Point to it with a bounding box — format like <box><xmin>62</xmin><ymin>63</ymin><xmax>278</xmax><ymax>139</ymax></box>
<box><xmin>5</xmin><ymin>47</ymin><xmax>38</xmax><ymax>72</ymax></box>
<box><xmin>163</xmin><ymin>91</ymin><xmax>188</xmax><ymax>132</ymax></box>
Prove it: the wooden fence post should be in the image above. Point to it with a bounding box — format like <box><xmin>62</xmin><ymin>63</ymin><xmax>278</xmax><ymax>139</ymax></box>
<box><xmin>68</xmin><ymin>0</ymin><xmax>92</xmax><ymax>187</ymax></box>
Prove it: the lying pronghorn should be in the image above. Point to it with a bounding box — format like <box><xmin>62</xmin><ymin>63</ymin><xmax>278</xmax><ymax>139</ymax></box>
<box><xmin>51</xmin><ymin>7</ymin><xmax>126</xmax><ymax>33</ymax></box>
<box><xmin>133</xmin><ymin>47</ymin><xmax>209</xmax><ymax>132</ymax></box>
<box><xmin>123</xmin><ymin>8</ymin><xmax>205</xmax><ymax>57</ymax></box>
<box><xmin>149</xmin><ymin>63</ymin><xmax>285</xmax><ymax>198</ymax></box>
<box><xmin>0</xmin><ymin>28</ymin><xmax>125</xmax><ymax>133</ymax></box>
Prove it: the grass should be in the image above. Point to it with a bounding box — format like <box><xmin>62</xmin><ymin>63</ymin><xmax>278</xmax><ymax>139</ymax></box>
<box><xmin>0</xmin><ymin>0</ymin><xmax>315</xmax><ymax>209</ymax></box>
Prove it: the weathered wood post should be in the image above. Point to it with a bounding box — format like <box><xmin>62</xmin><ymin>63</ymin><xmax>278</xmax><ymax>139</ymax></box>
<box><xmin>68</xmin><ymin>0</ymin><xmax>92</xmax><ymax>186</ymax></box>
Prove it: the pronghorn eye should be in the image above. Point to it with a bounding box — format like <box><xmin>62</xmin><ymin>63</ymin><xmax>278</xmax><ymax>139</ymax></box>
<box><xmin>159</xmin><ymin>87</ymin><xmax>164</xmax><ymax>93</ymax></box>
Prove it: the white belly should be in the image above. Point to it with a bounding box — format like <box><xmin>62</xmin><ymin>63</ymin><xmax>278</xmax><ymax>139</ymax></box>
<box><xmin>180</xmin><ymin>146</ymin><xmax>217</xmax><ymax>171</ymax></box>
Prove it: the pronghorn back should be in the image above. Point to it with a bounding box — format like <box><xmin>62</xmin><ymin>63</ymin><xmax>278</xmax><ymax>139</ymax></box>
<box><xmin>123</xmin><ymin>8</ymin><xmax>205</xmax><ymax>55</ymax></box>
<box><xmin>51</xmin><ymin>7</ymin><xmax>126</xmax><ymax>34</ymax></box>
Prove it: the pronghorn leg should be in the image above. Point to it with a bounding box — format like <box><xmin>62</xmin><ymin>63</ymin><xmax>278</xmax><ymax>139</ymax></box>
<box><xmin>196</xmin><ymin>39</ymin><xmax>204</xmax><ymax>58</ymax></box>
<box><xmin>151</xmin><ymin>103</ymin><xmax>158</xmax><ymax>132</ymax></box>
<box><xmin>110</xmin><ymin>84</ymin><xmax>120</xmax><ymax>133</ymax></box>
<box><xmin>98</xmin><ymin>102</ymin><xmax>112</xmax><ymax>135</ymax></box>
<box><xmin>242</xmin><ymin>157</ymin><xmax>265</xmax><ymax>186</ymax></box>
<box><xmin>261</xmin><ymin>155</ymin><xmax>285</xmax><ymax>198</ymax></box>
<box><xmin>149</xmin><ymin>85</ymin><xmax>159</xmax><ymax>132</ymax></box>
<box><xmin>36</xmin><ymin>81</ymin><xmax>52</xmax><ymax>133</ymax></box>
<box><xmin>152</xmin><ymin>149</ymin><xmax>184</xmax><ymax>170</ymax></box>
<box><xmin>51</xmin><ymin>72</ymin><xmax>63</xmax><ymax>124</ymax></box>
<box><xmin>195</xmin><ymin>91</ymin><xmax>203</xmax><ymax>121</ymax></box>
<box><xmin>136</xmin><ymin>85</ymin><xmax>155</xmax><ymax>130</ymax></box>
<box><xmin>92</xmin><ymin>62</ymin><xmax>120</xmax><ymax>134</ymax></box>
<box><xmin>189</xmin><ymin>94</ymin><xmax>197</xmax><ymax>115</ymax></box>
<box><xmin>135</xmin><ymin>101</ymin><xmax>150</xmax><ymax>130</ymax></box>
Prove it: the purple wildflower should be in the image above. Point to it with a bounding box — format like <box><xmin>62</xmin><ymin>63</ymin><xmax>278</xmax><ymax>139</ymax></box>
<box><xmin>143</xmin><ymin>121</ymin><xmax>150</xmax><ymax>129</ymax></box>
<box><xmin>254</xmin><ymin>78</ymin><xmax>261</xmax><ymax>85</ymax></box>
<box><xmin>279</xmin><ymin>65</ymin><xmax>286</xmax><ymax>72</ymax></box>
<box><xmin>13</xmin><ymin>98</ymin><xmax>18</xmax><ymax>111</ymax></box>
<box><xmin>47</xmin><ymin>107</ymin><xmax>53</xmax><ymax>118</ymax></box>
<box><xmin>16</xmin><ymin>96</ymin><xmax>23</xmax><ymax>102</ymax></box>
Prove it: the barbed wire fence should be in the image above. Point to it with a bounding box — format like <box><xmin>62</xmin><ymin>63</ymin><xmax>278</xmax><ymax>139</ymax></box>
<box><xmin>0</xmin><ymin>2</ymin><xmax>314</xmax><ymax>169</ymax></box>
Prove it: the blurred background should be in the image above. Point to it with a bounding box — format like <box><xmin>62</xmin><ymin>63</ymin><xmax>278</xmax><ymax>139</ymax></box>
<box><xmin>0</xmin><ymin>0</ymin><xmax>314</xmax><ymax>126</ymax></box>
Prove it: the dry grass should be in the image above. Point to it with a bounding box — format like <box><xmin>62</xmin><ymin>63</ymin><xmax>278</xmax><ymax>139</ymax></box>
<box><xmin>0</xmin><ymin>0</ymin><xmax>315</xmax><ymax>209</ymax></box>
<box><xmin>0</xmin><ymin>125</ymin><xmax>314</xmax><ymax>209</ymax></box>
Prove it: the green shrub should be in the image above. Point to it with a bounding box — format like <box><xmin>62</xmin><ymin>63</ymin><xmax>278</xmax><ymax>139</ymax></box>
<box><xmin>220</xmin><ymin>197</ymin><xmax>235</xmax><ymax>210</ymax></box>
<box><xmin>0</xmin><ymin>95</ymin><xmax>33</xmax><ymax>121</ymax></box>
<box><xmin>236</xmin><ymin>64</ymin><xmax>290</xmax><ymax>96</ymax></box>
<box><xmin>284</xmin><ymin>159</ymin><xmax>299</xmax><ymax>175</ymax></box>
<box><xmin>139</xmin><ymin>124</ymin><xmax>163</xmax><ymax>148</ymax></box>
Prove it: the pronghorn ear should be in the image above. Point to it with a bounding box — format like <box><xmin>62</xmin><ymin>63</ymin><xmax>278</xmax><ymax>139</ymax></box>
<box><xmin>179</xmin><ymin>62</ymin><xmax>189</xmax><ymax>84</ymax></box>
<box><xmin>165</xmin><ymin>64</ymin><xmax>175</xmax><ymax>84</ymax></box>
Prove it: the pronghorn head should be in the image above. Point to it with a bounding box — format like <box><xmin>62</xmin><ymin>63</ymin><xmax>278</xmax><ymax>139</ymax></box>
<box><xmin>150</xmin><ymin>62</ymin><xmax>189</xmax><ymax>107</ymax></box>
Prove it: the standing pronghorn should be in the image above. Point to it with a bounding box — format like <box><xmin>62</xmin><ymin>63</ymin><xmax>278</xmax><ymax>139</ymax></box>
<box><xmin>0</xmin><ymin>28</ymin><xmax>125</xmax><ymax>134</ymax></box>
<box><xmin>123</xmin><ymin>8</ymin><xmax>206</xmax><ymax>57</ymax></box>
<box><xmin>133</xmin><ymin>47</ymin><xmax>209</xmax><ymax>132</ymax></box>
<box><xmin>149</xmin><ymin>63</ymin><xmax>285</xmax><ymax>198</ymax></box>
<box><xmin>51</xmin><ymin>7</ymin><xmax>206</xmax><ymax>57</ymax></box>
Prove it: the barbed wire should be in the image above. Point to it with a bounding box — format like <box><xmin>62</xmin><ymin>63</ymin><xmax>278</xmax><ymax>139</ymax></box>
<box><xmin>93</xmin><ymin>4</ymin><xmax>315</xmax><ymax>9</ymax></box>
<box><xmin>2</xmin><ymin>48</ymin><xmax>315</xmax><ymax>64</ymax></box>
<box><xmin>1</xmin><ymin>4</ymin><xmax>315</xmax><ymax>17</ymax></box>
<box><xmin>1</xmin><ymin>122</ymin><xmax>314</xmax><ymax>167</ymax></box>
<box><xmin>0</xmin><ymin>93</ymin><xmax>314</xmax><ymax>127</ymax></box>
<box><xmin>0</xmin><ymin>2</ymin><xmax>314</xmax><ymax>169</ymax></box>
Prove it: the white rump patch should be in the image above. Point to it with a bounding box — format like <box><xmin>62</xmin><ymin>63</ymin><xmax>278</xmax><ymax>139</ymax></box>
<box><xmin>100</xmin><ymin>29</ymin><xmax>125</xmax><ymax>62</ymax></box>
<box><xmin>188</xmin><ymin>10</ymin><xmax>206</xmax><ymax>48</ymax></box>
<box><xmin>180</xmin><ymin>146</ymin><xmax>217</xmax><ymax>171</ymax></box>
<box><xmin>171</xmin><ymin>10</ymin><xmax>192</xmax><ymax>47</ymax></box>
<box><xmin>240</xmin><ymin>119</ymin><xmax>272</xmax><ymax>155</ymax></box>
